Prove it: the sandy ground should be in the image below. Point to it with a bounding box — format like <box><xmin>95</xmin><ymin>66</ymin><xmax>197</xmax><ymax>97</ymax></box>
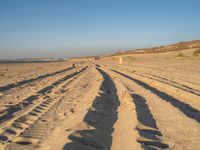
<box><xmin>0</xmin><ymin>48</ymin><xmax>200</xmax><ymax>150</ymax></box>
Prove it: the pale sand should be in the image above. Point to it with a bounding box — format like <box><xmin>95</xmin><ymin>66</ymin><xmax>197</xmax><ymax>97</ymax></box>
<box><xmin>0</xmin><ymin>45</ymin><xmax>200</xmax><ymax>150</ymax></box>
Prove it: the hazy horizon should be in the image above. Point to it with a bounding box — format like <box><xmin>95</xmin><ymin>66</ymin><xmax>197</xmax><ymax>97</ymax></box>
<box><xmin>1</xmin><ymin>0</ymin><xmax>200</xmax><ymax>59</ymax></box>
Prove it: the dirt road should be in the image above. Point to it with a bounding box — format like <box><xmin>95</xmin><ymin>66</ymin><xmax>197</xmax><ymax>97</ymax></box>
<box><xmin>0</xmin><ymin>56</ymin><xmax>199</xmax><ymax>150</ymax></box>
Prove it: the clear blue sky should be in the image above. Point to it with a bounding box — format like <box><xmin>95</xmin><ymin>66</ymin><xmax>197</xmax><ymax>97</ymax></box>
<box><xmin>0</xmin><ymin>0</ymin><xmax>200</xmax><ymax>59</ymax></box>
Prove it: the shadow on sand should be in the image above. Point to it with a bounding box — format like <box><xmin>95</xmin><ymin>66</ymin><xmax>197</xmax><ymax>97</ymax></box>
<box><xmin>131</xmin><ymin>93</ymin><xmax>168</xmax><ymax>149</ymax></box>
<box><xmin>112</xmin><ymin>69</ymin><xmax>200</xmax><ymax>124</ymax></box>
<box><xmin>63</xmin><ymin>68</ymin><xmax>120</xmax><ymax>150</ymax></box>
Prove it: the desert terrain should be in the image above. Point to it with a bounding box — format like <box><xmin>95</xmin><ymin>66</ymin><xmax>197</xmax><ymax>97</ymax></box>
<box><xmin>0</xmin><ymin>41</ymin><xmax>200</xmax><ymax>150</ymax></box>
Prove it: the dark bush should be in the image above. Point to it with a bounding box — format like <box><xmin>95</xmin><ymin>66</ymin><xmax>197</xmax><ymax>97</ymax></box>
<box><xmin>193</xmin><ymin>49</ymin><xmax>200</xmax><ymax>56</ymax></box>
<box><xmin>176</xmin><ymin>53</ymin><xmax>184</xmax><ymax>57</ymax></box>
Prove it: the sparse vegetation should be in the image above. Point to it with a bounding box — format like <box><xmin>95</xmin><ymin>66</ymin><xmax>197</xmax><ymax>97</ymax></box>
<box><xmin>176</xmin><ymin>53</ymin><xmax>185</xmax><ymax>57</ymax></box>
<box><xmin>125</xmin><ymin>56</ymin><xmax>136</xmax><ymax>61</ymax></box>
<box><xmin>193</xmin><ymin>49</ymin><xmax>200</xmax><ymax>57</ymax></box>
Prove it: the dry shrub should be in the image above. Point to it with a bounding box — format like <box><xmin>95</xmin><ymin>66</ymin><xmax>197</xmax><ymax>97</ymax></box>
<box><xmin>125</xmin><ymin>56</ymin><xmax>136</xmax><ymax>61</ymax></box>
<box><xmin>176</xmin><ymin>53</ymin><xmax>184</xmax><ymax>57</ymax></box>
<box><xmin>193</xmin><ymin>49</ymin><xmax>200</xmax><ymax>57</ymax></box>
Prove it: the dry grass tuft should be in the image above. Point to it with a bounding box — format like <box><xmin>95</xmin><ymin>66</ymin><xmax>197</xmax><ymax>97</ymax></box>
<box><xmin>193</xmin><ymin>49</ymin><xmax>200</xmax><ymax>57</ymax></box>
<box><xmin>176</xmin><ymin>53</ymin><xmax>185</xmax><ymax>57</ymax></box>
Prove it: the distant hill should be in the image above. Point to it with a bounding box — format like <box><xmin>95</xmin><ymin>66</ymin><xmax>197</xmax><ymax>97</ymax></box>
<box><xmin>112</xmin><ymin>40</ymin><xmax>200</xmax><ymax>56</ymax></box>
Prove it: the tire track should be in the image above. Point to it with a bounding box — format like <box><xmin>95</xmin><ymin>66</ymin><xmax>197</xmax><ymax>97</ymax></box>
<box><xmin>103</xmin><ymin>62</ymin><xmax>200</xmax><ymax>88</ymax></box>
<box><xmin>111</xmin><ymin>69</ymin><xmax>200</xmax><ymax>123</ymax></box>
<box><xmin>0</xmin><ymin>66</ymin><xmax>74</xmax><ymax>92</ymax></box>
<box><xmin>37</xmin><ymin>66</ymin><xmax>103</xmax><ymax>150</ymax></box>
<box><xmin>102</xmin><ymin>64</ymin><xmax>200</xmax><ymax>112</ymax></box>
<box><xmin>0</xmin><ymin>67</ymin><xmax>86</xmax><ymax>127</ymax></box>
<box><xmin>102</xmin><ymin>63</ymin><xmax>200</xmax><ymax>97</ymax></box>
<box><xmin>126</xmin><ymin>88</ymin><xmax>168</xmax><ymax>149</ymax></box>
<box><xmin>103</xmin><ymin>67</ymin><xmax>168</xmax><ymax>149</ymax></box>
<box><xmin>149</xmin><ymin>73</ymin><xmax>200</xmax><ymax>93</ymax></box>
<box><xmin>110</xmin><ymin>67</ymin><xmax>200</xmax><ymax>149</ymax></box>
<box><xmin>134</xmin><ymin>72</ymin><xmax>200</xmax><ymax>96</ymax></box>
<box><xmin>0</xmin><ymin>66</ymin><xmax>88</xmax><ymax>146</ymax></box>
<box><xmin>63</xmin><ymin>67</ymin><xmax>120</xmax><ymax>150</ymax></box>
<box><xmin>2</xmin><ymin>66</ymin><xmax>90</xmax><ymax>150</ymax></box>
<box><xmin>0</xmin><ymin>66</ymin><xmax>75</xmax><ymax>113</ymax></box>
